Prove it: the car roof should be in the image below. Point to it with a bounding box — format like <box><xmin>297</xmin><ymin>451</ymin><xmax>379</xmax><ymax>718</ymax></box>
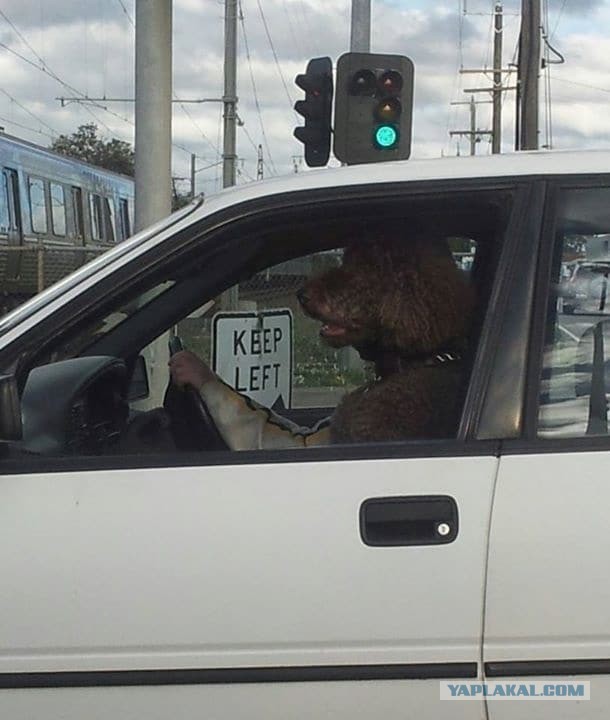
<box><xmin>1</xmin><ymin>149</ymin><xmax>609</xmax><ymax>342</ymax></box>
<box><xmin>200</xmin><ymin>148</ymin><xmax>610</xmax><ymax>210</ymax></box>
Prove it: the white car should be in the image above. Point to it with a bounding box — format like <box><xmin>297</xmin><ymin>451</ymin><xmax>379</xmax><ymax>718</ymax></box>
<box><xmin>0</xmin><ymin>150</ymin><xmax>609</xmax><ymax>719</ymax></box>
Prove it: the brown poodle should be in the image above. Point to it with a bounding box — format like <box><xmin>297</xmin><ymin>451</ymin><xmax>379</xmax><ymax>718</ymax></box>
<box><xmin>297</xmin><ymin>234</ymin><xmax>475</xmax><ymax>443</ymax></box>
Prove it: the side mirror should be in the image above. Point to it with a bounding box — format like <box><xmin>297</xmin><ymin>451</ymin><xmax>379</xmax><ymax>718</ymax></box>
<box><xmin>127</xmin><ymin>355</ymin><xmax>150</xmax><ymax>402</ymax></box>
<box><xmin>0</xmin><ymin>374</ymin><xmax>22</xmax><ymax>440</ymax></box>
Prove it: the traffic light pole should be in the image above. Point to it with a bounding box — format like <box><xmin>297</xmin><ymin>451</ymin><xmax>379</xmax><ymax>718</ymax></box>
<box><xmin>350</xmin><ymin>0</ymin><xmax>371</xmax><ymax>52</ymax></box>
<box><xmin>223</xmin><ymin>0</ymin><xmax>238</xmax><ymax>189</ymax></box>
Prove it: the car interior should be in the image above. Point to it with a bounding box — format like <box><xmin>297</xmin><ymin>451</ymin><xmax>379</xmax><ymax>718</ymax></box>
<box><xmin>4</xmin><ymin>188</ymin><xmax>513</xmax><ymax>459</ymax></box>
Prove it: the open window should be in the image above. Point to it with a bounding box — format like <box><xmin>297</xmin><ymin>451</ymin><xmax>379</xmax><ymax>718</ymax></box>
<box><xmin>12</xmin><ymin>185</ymin><xmax>511</xmax><ymax>460</ymax></box>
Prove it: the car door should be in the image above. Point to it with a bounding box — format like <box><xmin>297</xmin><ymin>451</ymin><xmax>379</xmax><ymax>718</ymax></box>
<box><xmin>0</xmin><ymin>180</ymin><xmax>528</xmax><ymax>720</ymax></box>
<box><xmin>484</xmin><ymin>180</ymin><xmax>610</xmax><ymax>719</ymax></box>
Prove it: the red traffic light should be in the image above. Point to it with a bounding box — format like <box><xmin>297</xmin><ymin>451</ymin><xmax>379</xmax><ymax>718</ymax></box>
<box><xmin>378</xmin><ymin>70</ymin><xmax>403</xmax><ymax>96</ymax></box>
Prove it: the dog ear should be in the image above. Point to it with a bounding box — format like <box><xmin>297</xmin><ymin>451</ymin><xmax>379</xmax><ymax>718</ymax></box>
<box><xmin>378</xmin><ymin>238</ymin><xmax>475</xmax><ymax>354</ymax></box>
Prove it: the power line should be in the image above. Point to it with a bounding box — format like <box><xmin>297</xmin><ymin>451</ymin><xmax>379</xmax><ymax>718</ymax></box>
<box><xmin>115</xmin><ymin>0</ymin><xmax>135</xmax><ymax>26</ymax></box>
<box><xmin>0</xmin><ymin>114</ymin><xmax>55</xmax><ymax>139</ymax></box>
<box><xmin>0</xmin><ymin>40</ymin><xmax>118</xmax><ymax>136</ymax></box>
<box><xmin>238</xmin><ymin>1</ymin><xmax>277</xmax><ymax>175</ymax></box>
<box><xmin>255</xmin><ymin>0</ymin><xmax>298</xmax><ymax>118</ymax></box>
<box><xmin>0</xmin><ymin>23</ymin><xmax>204</xmax><ymax>160</ymax></box>
<box><xmin>0</xmin><ymin>87</ymin><xmax>60</xmax><ymax>137</ymax></box>
<box><xmin>549</xmin><ymin>0</ymin><xmax>568</xmax><ymax>41</ymax></box>
<box><xmin>553</xmin><ymin>77</ymin><xmax>610</xmax><ymax>95</ymax></box>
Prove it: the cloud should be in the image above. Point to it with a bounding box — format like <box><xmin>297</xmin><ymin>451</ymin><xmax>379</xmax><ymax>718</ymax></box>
<box><xmin>1</xmin><ymin>0</ymin><xmax>610</xmax><ymax>197</ymax></box>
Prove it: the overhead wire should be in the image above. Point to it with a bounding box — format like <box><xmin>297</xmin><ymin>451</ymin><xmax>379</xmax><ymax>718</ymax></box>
<box><xmin>255</xmin><ymin>0</ymin><xmax>298</xmax><ymax>118</ymax></box>
<box><xmin>542</xmin><ymin>0</ymin><xmax>553</xmax><ymax>148</ymax></box>
<box><xmin>0</xmin><ymin>87</ymin><xmax>60</xmax><ymax>137</ymax></box>
<box><xmin>238</xmin><ymin>0</ymin><xmax>277</xmax><ymax>176</ymax></box>
<box><xmin>0</xmin><ymin>39</ymin><xmax>120</xmax><ymax>137</ymax></box>
<box><xmin>445</xmin><ymin>0</ymin><xmax>467</xmax><ymax>156</ymax></box>
<box><xmin>0</xmin><ymin>7</ymin><xmax>122</xmax><ymax>135</ymax></box>
<box><xmin>111</xmin><ymin>1</ymin><xmax>220</xmax><ymax>159</ymax></box>
<box><xmin>0</xmin><ymin>114</ymin><xmax>55</xmax><ymax>139</ymax></box>
<box><xmin>549</xmin><ymin>0</ymin><xmax>568</xmax><ymax>42</ymax></box>
<box><xmin>115</xmin><ymin>0</ymin><xmax>135</xmax><ymax>26</ymax></box>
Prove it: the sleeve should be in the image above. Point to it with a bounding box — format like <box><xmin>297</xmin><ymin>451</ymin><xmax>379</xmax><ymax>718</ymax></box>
<box><xmin>199</xmin><ymin>377</ymin><xmax>331</xmax><ymax>451</ymax></box>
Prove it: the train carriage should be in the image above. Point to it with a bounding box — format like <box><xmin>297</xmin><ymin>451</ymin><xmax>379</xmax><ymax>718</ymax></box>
<box><xmin>0</xmin><ymin>132</ymin><xmax>134</xmax><ymax>312</ymax></box>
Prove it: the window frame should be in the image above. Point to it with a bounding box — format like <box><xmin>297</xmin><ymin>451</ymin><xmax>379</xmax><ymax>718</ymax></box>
<box><xmin>119</xmin><ymin>197</ymin><xmax>131</xmax><ymax>240</ymax></box>
<box><xmin>0</xmin><ymin>178</ymin><xmax>533</xmax><ymax>473</ymax></box>
<box><xmin>0</xmin><ymin>170</ymin><xmax>10</xmax><ymax>232</ymax></box>
<box><xmin>27</xmin><ymin>175</ymin><xmax>48</xmax><ymax>235</ymax></box>
<box><xmin>88</xmin><ymin>192</ymin><xmax>104</xmax><ymax>243</ymax></box>
<box><xmin>522</xmin><ymin>174</ymin><xmax>610</xmax><ymax>451</ymax></box>
<box><xmin>49</xmin><ymin>181</ymin><xmax>67</xmax><ymax>237</ymax></box>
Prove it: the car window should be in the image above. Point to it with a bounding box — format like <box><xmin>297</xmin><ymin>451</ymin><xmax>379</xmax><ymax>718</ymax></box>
<box><xmin>538</xmin><ymin>186</ymin><xmax>610</xmax><ymax>436</ymax></box>
<box><xmin>11</xmin><ymin>189</ymin><xmax>511</xmax><ymax>461</ymax></box>
<box><xmin>173</xmin><ymin>241</ymin><xmax>478</xmax><ymax>416</ymax></box>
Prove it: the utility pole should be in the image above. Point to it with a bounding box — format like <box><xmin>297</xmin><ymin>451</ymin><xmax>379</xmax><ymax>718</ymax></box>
<box><xmin>449</xmin><ymin>97</ymin><xmax>492</xmax><ymax>155</ymax></box>
<box><xmin>190</xmin><ymin>153</ymin><xmax>196</xmax><ymax>199</ymax></box>
<box><xmin>256</xmin><ymin>145</ymin><xmax>264</xmax><ymax>180</ymax></box>
<box><xmin>134</xmin><ymin>0</ymin><xmax>172</xmax><ymax>231</ymax></box>
<box><xmin>492</xmin><ymin>3</ymin><xmax>503</xmax><ymax>153</ymax></box>
<box><xmin>517</xmin><ymin>0</ymin><xmax>540</xmax><ymax>150</ymax></box>
<box><xmin>350</xmin><ymin>0</ymin><xmax>371</xmax><ymax>52</ymax></box>
<box><xmin>223</xmin><ymin>0</ymin><xmax>238</xmax><ymax>188</ymax></box>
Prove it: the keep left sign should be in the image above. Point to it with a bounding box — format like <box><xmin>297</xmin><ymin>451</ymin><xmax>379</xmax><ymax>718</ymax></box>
<box><xmin>212</xmin><ymin>310</ymin><xmax>293</xmax><ymax>409</ymax></box>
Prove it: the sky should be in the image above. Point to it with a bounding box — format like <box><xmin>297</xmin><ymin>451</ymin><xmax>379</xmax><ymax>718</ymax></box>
<box><xmin>0</xmin><ymin>0</ymin><xmax>610</xmax><ymax>198</ymax></box>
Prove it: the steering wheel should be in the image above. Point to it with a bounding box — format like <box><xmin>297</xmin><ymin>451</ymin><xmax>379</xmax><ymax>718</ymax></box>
<box><xmin>163</xmin><ymin>335</ymin><xmax>229</xmax><ymax>451</ymax></box>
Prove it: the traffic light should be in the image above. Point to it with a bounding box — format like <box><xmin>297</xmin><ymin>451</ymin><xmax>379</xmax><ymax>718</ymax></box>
<box><xmin>333</xmin><ymin>52</ymin><xmax>414</xmax><ymax>165</ymax></box>
<box><xmin>293</xmin><ymin>56</ymin><xmax>333</xmax><ymax>167</ymax></box>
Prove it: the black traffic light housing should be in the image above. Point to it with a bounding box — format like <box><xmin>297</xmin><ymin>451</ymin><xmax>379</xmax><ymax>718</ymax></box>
<box><xmin>333</xmin><ymin>52</ymin><xmax>414</xmax><ymax>165</ymax></box>
<box><xmin>293</xmin><ymin>56</ymin><xmax>333</xmax><ymax>167</ymax></box>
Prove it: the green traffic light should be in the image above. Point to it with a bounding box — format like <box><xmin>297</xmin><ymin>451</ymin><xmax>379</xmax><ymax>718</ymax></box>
<box><xmin>374</xmin><ymin>124</ymin><xmax>398</xmax><ymax>149</ymax></box>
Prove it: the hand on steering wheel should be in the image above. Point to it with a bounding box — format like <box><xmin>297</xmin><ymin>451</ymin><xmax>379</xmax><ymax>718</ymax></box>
<box><xmin>168</xmin><ymin>350</ymin><xmax>215</xmax><ymax>391</ymax></box>
<box><xmin>164</xmin><ymin>337</ymin><xmax>228</xmax><ymax>451</ymax></box>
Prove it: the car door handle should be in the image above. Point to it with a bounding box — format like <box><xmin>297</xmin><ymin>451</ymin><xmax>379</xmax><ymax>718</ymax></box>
<box><xmin>360</xmin><ymin>495</ymin><xmax>459</xmax><ymax>546</ymax></box>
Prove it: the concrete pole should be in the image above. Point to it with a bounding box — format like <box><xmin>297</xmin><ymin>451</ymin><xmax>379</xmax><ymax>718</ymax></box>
<box><xmin>350</xmin><ymin>0</ymin><xmax>371</xmax><ymax>52</ymax></box>
<box><xmin>492</xmin><ymin>3</ymin><xmax>503</xmax><ymax>154</ymax></box>
<box><xmin>518</xmin><ymin>0</ymin><xmax>540</xmax><ymax>150</ymax></box>
<box><xmin>135</xmin><ymin>0</ymin><xmax>172</xmax><ymax>231</ymax></box>
<box><xmin>190</xmin><ymin>153</ymin><xmax>196</xmax><ymax>199</ymax></box>
<box><xmin>134</xmin><ymin>0</ymin><xmax>172</xmax><ymax>411</ymax></box>
<box><xmin>469</xmin><ymin>96</ymin><xmax>476</xmax><ymax>156</ymax></box>
<box><xmin>223</xmin><ymin>0</ymin><xmax>238</xmax><ymax>189</ymax></box>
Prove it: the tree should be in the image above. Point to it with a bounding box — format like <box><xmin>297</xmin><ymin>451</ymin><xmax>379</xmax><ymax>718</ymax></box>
<box><xmin>50</xmin><ymin>123</ymin><xmax>135</xmax><ymax>176</ymax></box>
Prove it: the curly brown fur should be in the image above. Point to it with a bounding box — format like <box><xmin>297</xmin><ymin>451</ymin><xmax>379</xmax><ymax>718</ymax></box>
<box><xmin>298</xmin><ymin>235</ymin><xmax>475</xmax><ymax>443</ymax></box>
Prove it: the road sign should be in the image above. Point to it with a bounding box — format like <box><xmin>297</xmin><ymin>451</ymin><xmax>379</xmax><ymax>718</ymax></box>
<box><xmin>212</xmin><ymin>310</ymin><xmax>293</xmax><ymax>409</ymax></box>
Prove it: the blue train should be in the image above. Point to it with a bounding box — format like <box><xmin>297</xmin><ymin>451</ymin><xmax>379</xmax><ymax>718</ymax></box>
<box><xmin>0</xmin><ymin>132</ymin><xmax>134</xmax><ymax>312</ymax></box>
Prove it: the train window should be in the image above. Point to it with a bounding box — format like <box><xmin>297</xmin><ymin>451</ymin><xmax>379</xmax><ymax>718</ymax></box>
<box><xmin>28</xmin><ymin>177</ymin><xmax>47</xmax><ymax>234</ymax></box>
<box><xmin>103</xmin><ymin>198</ymin><xmax>116</xmax><ymax>243</ymax></box>
<box><xmin>89</xmin><ymin>193</ymin><xmax>103</xmax><ymax>242</ymax></box>
<box><xmin>71</xmin><ymin>187</ymin><xmax>85</xmax><ymax>241</ymax></box>
<box><xmin>0</xmin><ymin>171</ymin><xmax>9</xmax><ymax>232</ymax></box>
<box><xmin>50</xmin><ymin>183</ymin><xmax>66</xmax><ymax>237</ymax></box>
<box><xmin>119</xmin><ymin>198</ymin><xmax>131</xmax><ymax>239</ymax></box>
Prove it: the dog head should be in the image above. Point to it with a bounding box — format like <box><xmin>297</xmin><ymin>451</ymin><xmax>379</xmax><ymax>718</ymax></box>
<box><xmin>297</xmin><ymin>235</ymin><xmax>475</xmax><ymax>354</ymax></box>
